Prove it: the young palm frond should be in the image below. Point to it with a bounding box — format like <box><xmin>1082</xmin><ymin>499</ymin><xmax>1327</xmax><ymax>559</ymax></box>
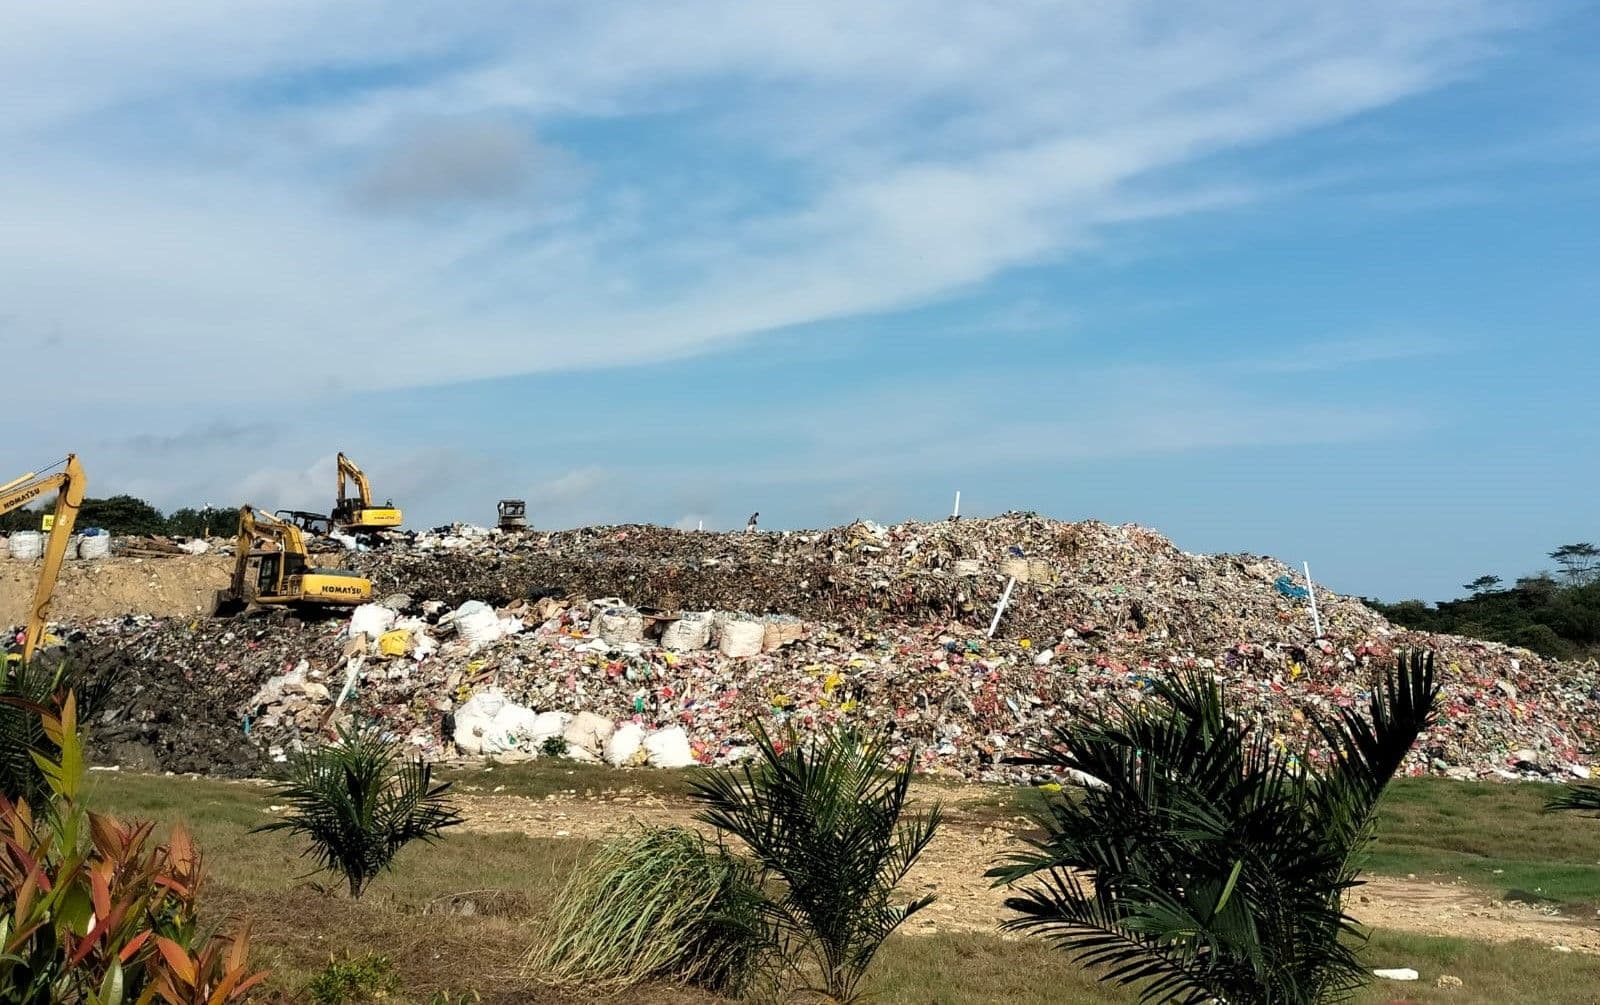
<box><xmin>989</xmin><ymin>651</ymin><xmax>1439</xmax><ymax>1005</ymax></box>
<box><xmin>689</xmin><ymin>722</ymin><xmax>942</xmax><ymax>1004</ymax></box>
<box><xmin>1546</xmin><ymin>784</ymin><xmax>1600</xmax><ymax>813</ymax></box>
<box><xmin>255</xmin><ymin>721</ymin><xmax>463</xmax><ymax>897</ymax></box>
<box><xmin>1</xmin><ymin>658</ymin><xmax>110</xmax><ymax>805</ymax></box>
<box><xmin>530</xmin><ymin>826</ymin><xmax>769</xmax><ymax>994</ymax></box>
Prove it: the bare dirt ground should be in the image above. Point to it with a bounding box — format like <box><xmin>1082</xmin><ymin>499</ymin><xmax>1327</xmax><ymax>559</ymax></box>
<box><xmin>449</xmin><ymin>782</ymin><xmax>1600</xmax><ymax>952</ymax></box>
<box><xmin>0</xmin><ymin>554</ymin><xmax>231</xmax><ymax>625</ymax></box>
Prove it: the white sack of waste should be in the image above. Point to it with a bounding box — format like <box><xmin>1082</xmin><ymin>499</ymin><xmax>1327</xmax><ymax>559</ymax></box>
<box><xmin>718</xmin><ymin>620</ymin><xmax>765</xmax><ymax>658</ymax></box>
<box><xmin>604</xmin><ymin>723</ymin><xmax>646</xmax><ymax>767</ymax></box>
<box><xmin>349</xmin><ymin>604</ymin><xmax>397</xmax><ymax>641</ymax></box>
<box><xmin>450</xmin><ymin>599</ymin><xmax>524</xmax><ymax>647</ymax></box>
<box><xmin>643</xmin><ymin>727</ymin><xmax>695</xmax><ymax>768</ymax></box>
<box><xmin>455</xmin><ymin>607</ymin><xmax>503</xmax><ymax>645</ymax></box>
<box><xmin>493</xmin><ymin>703</ymin><xmax>543</xmax><ymax>745</ymax></box>
<box><xmin>662</xmin><ymin>612</ymin><xmax>713</xmax><ymax>652</ymax></box>
<box><xmin>595</xmin><ymin>607</ymin><xmax>644</xmax><ymax>645</ymax></box>
<box><xmin>176</xmin><ymin>539</ymin><xmax>210</xmax><ymax>555</ymax></box>
<box><xmin>7</xmin><ymin>531</ymin><xmax>43</xmax><ymax>560</ymax></box>
<box><xmin>529</xmin><ymin>711</ymin><xmax>572</xmax><ymax>746</ymax></box>
<box><xmin>453</xmin><ymin>689</ymin><xmax>537</xmax><ymax>755</ymax></box>
<box><xmin>1373</xmin><ymin>968</ymin><xmax>1419</xmax><ymax>981</ymax></box>
<box><xmin>562</xmin><ymin>712</ymin><xmax>615</xmax><ymax>761</ymax></box>
<box><xmin>452</xmin><ymin>698</ymin><xmax>496</xmax><ymax>755</ymax></box>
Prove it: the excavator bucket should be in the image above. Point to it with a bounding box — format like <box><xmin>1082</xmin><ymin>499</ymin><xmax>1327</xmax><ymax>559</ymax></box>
<box><xmin>211</xmin><ymin>589</ymin><xmax>247</xmax><ymax>618</ymax></box>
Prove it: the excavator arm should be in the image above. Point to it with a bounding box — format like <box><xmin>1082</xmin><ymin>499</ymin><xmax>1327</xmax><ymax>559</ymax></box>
<box><xmin>335</xmin><ymin>452</ymin><xmax>373</xmax><ymax>509</ymax></box>
<box><xmin>1</xmin><ymin>455</ymin><xmax>86</xmax><ymax>663</ymax></box>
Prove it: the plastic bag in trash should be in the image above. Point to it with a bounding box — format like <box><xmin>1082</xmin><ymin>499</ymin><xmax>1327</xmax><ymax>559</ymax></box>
<box><xmin>643</xmin><ymin>727</ymin><xmax>695</xmax><ymax>768</ymax></box>
<box><xmin>378</xmin><ymin>630</ymin><xmax>412</xmax><ymax>657</ymax></box>
<box><xmin>349</xmin><ymin>604</ymin><xmax>398</xmax><ymax>640</ymax></box>
<box><xmin>604</xmin><ymin>722</ymin><xmax>647</xmax><ymax>766</ymax></box>
<box><xmin>563</xmin><ymin>712</ymin><xmax>615</xmax><ymax>761</ymax></box>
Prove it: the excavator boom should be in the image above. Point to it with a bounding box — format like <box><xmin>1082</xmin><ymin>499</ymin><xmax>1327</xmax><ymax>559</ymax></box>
<box><xmin>1</xmin><ymin>455</ymin><xmax>86</xmax><ymax>663</ymax></box>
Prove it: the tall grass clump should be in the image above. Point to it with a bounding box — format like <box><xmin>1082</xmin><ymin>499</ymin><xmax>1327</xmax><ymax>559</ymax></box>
<box><xmin>530</xmin><ymin>826</ymin><xmax>766</xmax><ymax>994</ymax></box>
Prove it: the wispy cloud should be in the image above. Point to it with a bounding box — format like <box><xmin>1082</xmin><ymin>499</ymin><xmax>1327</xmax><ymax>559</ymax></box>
<box><xmin>107</xmin><ymin>420</ymin><xmax>276</xmax><ymax>454</ymax></box>
<box><xmin>0</xmin><ymin>1</ymin><xmax>1533</xmax><ymax>406</ymax></box>
<box><xmin>1241</xmin><ymin>332</ymin><xmax>1454</xmax><ymax>374</ymax></box>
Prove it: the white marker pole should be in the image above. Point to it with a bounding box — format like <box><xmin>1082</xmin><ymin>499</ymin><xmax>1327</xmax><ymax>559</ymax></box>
<box><xmin>952</xmin><ymin>490</ymin><xmax>961</xmax><ymax>518</ymax></box>
<box><xmin>987</xmin><ymin>576</ymin><xmax>1017</xmax><ymax>638</ymax></box>
<box><xmin>1303</xmin><ymin>561</ymin><xmax>1323</xmax><ymax>638</ymax></box>
<box><xmin>698</xmin><ymin>520</ymin><xmax>704</xmax><ymax>532</ymax></box>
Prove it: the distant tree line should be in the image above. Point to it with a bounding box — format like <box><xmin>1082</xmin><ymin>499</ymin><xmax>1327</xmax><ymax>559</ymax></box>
<box><xmin>0</xmin><ymin>495</ymin><xmax>238</xmax><ymax>538</ymax></box>
<box><xmin>1369</xmin><ymin>542</ymin><xmax>1600</xmax><ymax>660</ymax></box>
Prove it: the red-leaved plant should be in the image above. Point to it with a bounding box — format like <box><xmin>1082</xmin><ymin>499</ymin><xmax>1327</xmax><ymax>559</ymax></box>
<box><xmin>0</xmin><ymin>693</ymin><xmax>267</xmax><ymax>1004</ymax></box>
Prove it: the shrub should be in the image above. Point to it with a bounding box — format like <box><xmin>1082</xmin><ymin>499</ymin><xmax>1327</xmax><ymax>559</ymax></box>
<box><xmin>0</xmin><ymin>693</ymin><xmax>265</xmax><ymax>1004</ymax></box>
<box><xmin>255</xmin><ymin>721</ymin><xmax>463</xmax><ymax>898</ymax></box>
<box><xmin>531</xmin><ymin>826</ymin><xmax>767</xmax><ymax>993</ymax></box>
<box><xmin>988</xmin><ymin>652</ymin><xmax>1440</xmax><ymax>1005</ymax></box>
<box><xmin>305</xmin><ymin>952</ymin><xmax>400</xmax><ymax>1005</ymax></box>
<box><xmin>540</xmin><ymin>735</ymin><xmax>568</xmax><ymax>758</ymax></box>
<box><xmin>1511</xmin><ymin>623</ymin><xmax>1571</xmax><ymax>659</ymax></box>
<box><xmin>689</xmin><ymin>723</ymin><xmax>942</xmax><ymax>1004</ymax></box>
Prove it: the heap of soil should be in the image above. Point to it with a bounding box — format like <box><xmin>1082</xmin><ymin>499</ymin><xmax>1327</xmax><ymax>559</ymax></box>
<box><xmin>0</xmin><ymin>554</ymin><xmax>232</xmax><ymax>625</ymax></box>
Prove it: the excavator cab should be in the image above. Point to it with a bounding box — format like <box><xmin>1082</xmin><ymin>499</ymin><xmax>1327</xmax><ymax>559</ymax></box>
<box><xmin>332</xmin><ymin>497</ymin><xmax>401</xmax><ymax>530</ymax></box>
<box><xmin>274</xmin><ymin>509</ymin><xmax>332</xmax><ymax>535</ymax></box>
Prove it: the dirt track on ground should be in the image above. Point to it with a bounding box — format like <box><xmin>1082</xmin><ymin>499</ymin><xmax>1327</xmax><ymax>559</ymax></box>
<box><xmin>449</xmin><ymin>782</ymin><xmax>1600</xmax><ymax>952</ymax></box>
<box><xmin>0</xmin><ymin>554</ymin><xmax>231</xmax><ymax>626</ymax></box>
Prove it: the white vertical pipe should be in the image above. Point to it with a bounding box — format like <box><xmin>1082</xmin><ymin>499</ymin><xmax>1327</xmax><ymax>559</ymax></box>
<box><xmin>987</xmin><ymin>576</ymin><xmax>1017</xmax><ymax>638</ymax></box>
<box><xmin>1304</xmin><ymin>561</ymin><xmax>1323</xmax><ymax>638</ymax></box>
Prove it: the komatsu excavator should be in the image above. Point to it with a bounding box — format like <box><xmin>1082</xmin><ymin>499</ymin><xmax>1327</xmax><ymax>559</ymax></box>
<box><xmin>332</xmin><ymin>453</ymin><xmax>402</xmax><ymax>532</ymax></box>
<box><xmin>1</xmin><ymin>455</ymin><xmax>86</xmax><ymax>664</ymax></box>
<box><xmin>215</xmin><ymin>505</ymin><xmax>372</xmax><ymax>615</ymax></box>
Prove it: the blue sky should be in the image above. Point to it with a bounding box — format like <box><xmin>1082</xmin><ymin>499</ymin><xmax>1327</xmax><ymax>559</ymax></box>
<box><xmin>3</xmin><ymin>1</ymin><xmax>1596</xmax><ymax>601</ymax></box>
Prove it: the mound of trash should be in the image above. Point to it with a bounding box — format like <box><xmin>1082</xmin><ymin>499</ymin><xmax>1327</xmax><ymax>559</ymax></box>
<box><xmin>53</xmin><ymin>514</ymin><xmax>1599</xmax><ymax>783</ymax></box>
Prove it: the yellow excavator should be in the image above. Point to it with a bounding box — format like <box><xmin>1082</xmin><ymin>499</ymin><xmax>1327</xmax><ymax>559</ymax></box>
<box><xmin>332</xmin><ymin>453</ymin><xmax>402</xmax><ymax>532</ymax></box>
<box><xmin>215</xmin><ymin>505</ymin><xmax>372</xmax><ymax>615</ymax></box>
<box><xmin>1</xmin><ymin>455</ymin><xmax>86</xmax><ymax>664</ymax></box>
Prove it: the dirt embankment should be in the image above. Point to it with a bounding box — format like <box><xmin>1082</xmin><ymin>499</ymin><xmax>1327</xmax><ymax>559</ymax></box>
<box><xmin>0</xmin><ymin>554</ymin><xmax>233</xmax><ymax>626</ymax></box>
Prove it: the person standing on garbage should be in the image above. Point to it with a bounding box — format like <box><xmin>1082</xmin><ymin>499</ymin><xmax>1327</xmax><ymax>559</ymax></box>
<box><xmin>746</xmin><ymin>512</ymin><xmax>759</xmax><ymax>533</ymax></box>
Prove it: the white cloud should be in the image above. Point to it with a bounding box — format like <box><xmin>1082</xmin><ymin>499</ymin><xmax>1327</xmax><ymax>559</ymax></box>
<box><xmin>529</xmin><ymin>467</ymin><xmax>610</xmax><ymax>506</ymax></box>
<box><xmin>0</xmin><ymin>1</ymin><xmax>1531</xmax><ymax>408</ymax></box>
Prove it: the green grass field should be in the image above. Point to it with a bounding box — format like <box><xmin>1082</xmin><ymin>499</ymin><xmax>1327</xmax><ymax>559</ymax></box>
<box><xmin>1373</xmin><ymin>777</ymin><xmax>1600</xmax><ymax>909</ymax></box>
<box><xmin>82</xmin><ymin>767</ymin><xmax>1600</xmax><ymax>1003</ymax></box>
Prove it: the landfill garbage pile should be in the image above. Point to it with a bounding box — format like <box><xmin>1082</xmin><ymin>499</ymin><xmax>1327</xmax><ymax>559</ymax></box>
<box><xmin>70</xmin><ymin>616</ymin><xmax>347</xmax><ymax>775</ymax></box>
<box><xmin>359</xmin><ymin>514</ymin><xmax>1391</xmax><ymax>647</ymax></box>
<box><xmin>53</xmin><ymin>514</ymin><xmax>1600</xmax><ymax>784</ymax></box>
